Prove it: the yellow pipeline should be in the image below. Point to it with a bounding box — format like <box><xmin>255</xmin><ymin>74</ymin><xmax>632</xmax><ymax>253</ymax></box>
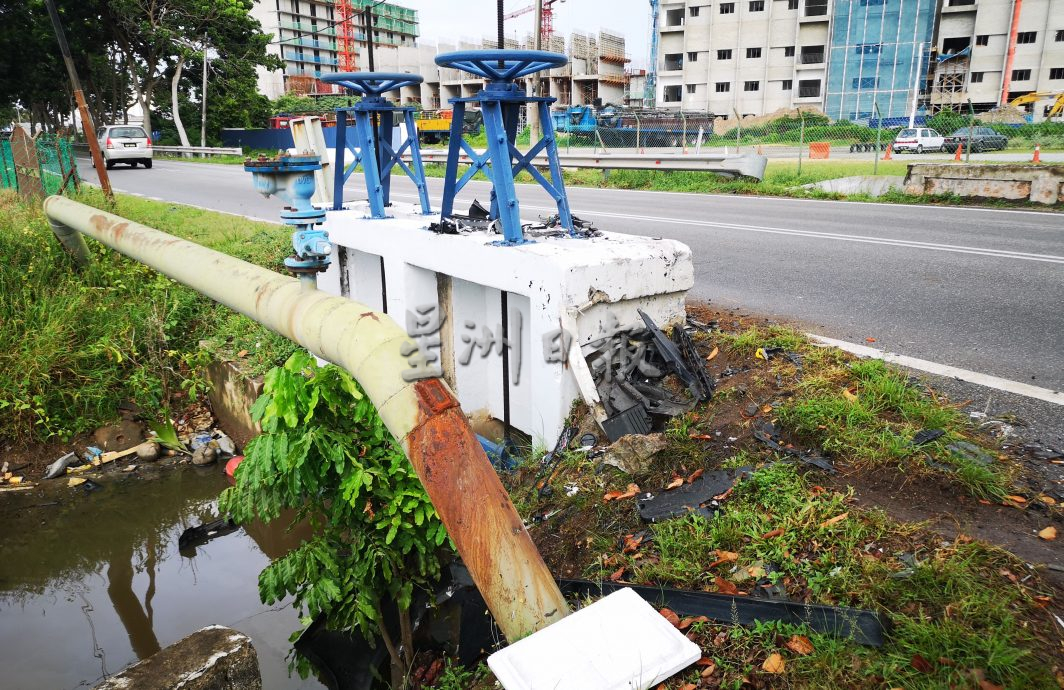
<box><xmin>43</xmin><ymin>195</ymin><xmax>569</xmax><ymax>640</ymax></box>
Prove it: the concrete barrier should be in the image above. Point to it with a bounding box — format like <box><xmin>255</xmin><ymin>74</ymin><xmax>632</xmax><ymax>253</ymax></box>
<box><xmin>904</xmin><ymin>163</ymin><xmax>1064</xmax><ymax>205</ymax></box>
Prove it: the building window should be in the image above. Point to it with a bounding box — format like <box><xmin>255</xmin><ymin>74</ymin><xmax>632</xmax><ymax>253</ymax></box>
<box><xmin>798</xmin><ymin>79</ymin><xmax>821</xmax><ymax>97</ymax></box>
<box><xmin>1057</xmin><ymin>30</ymin><xmax>1064</xmax><ymax>42</ymax></box>
<box><xmin>1050</xmin><ymin>67</ymin><xmax>1064</xmax><ymax>79</ymax></box>
<box><xmin>750</xmin><ymin>0</ymin><xmax>765</xmax><ymax>10</ymax></box>
<box><xmin>859</xmin><ymin>0</ymin><xmax>884</xmax><ymax>6</ymax></box>
<box><xmin>970</xmin><ymin>71</ymin><xmax>984</xmax><ymax>82</ymax></box>
<box><xmin>715</xmin><ymin>82</ymin><xmax>731</xmax><ymax>92</ymax></box>
<box><xmin>855</xmin><ymin>43</ymin><xmax>882</xmax><ymax>54</ymax></box>
<box><xmin>664</xmin><ymin>53</ymin><xmax>684</xmax><ymax>70</ymax></box>
<box><xmin>975</xmin><ymin>34</ymin><xmax>989</xmax><ymax>46</ymax></box>
<box><xmin>948</xmin><ymin>0</ymin><xmax>974</xmax><ymax>5</ymax></box>
<box><xmin>781</xmin><ymin>79</ymin><xmax>792</xmax><ymax>90</ymax></box>
<box><xmin>787</xmin><ymin>0</ymin><xmax>799</xmax><ymax>8</ymax></box>
<box><xmin>687</xmin><ymin>84</ymin><xmax>698</xmax><ymax>94</ymax></box>
<box><xmin>746</xmin><ymin>47</ymin><xmax>762</xmax><ymax>58</ymax></box>
<box><xmin>688</xmin><ymin>51</ymin><xmax>699</xmax><ymax>62</ymax></box>
<box><xmin>1016</xmin><ymin>31</ymin><xmax>1036</xmax><ymax>44</ymax></box>
<box><xmin>782</xmin><ymin>46</ymin><xmax>794</xmax><ymax>57</ymax></box>
<box><xmin>663</xmin><ymin>85</ymin><xmax>682</xmax><ymax>102</ymax></box>
<box><xmin>801</xmin><ymin>45</ymin><xmax>825</xmax><ymax>63</ymax></box>
<box><xmin>717</xmin><ymin>49</ymin><xmax>733</xmax><ymax>59</ymax></box>
<box><xmin>1012</xmin><ymin>68</ymin><xmax>1031</xmax><ymax>81</ymax></box>
<box><xmin>744</xmin><ymin>80</ymin><xmax>760</xmax><ymax>91</ymax></box>
<box><xmin>690</xmin><ymin>6</ymin><xmax>701</xmax><ymax>16</ymax></box>
<box><xmin>720</xmin><ymin>2</ymin><xmax>735</xmax><ymax>13</ymax></box>
<box><xmin>665</xmin><ymin>8</ymin><xmax>685</xmax><ymax>26</ymax></box>
<box><xmin>852</xmin><ymin>77</ymin><xmax>877</xmax><ymax>88</ymax></box>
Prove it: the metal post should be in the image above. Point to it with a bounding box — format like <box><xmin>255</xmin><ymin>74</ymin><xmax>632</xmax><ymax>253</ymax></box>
<box><xmin>333</xmin><ymin>110</ymin><xmax>348</xmax><ymax>211</ymax></box>
<box><xmin>44</xmin><ymin>195</ymin><xmax>570</xmax><ymax>642</ymax></box>
<box><xmin>43</xmin><ymin>0</ymin><xmax>112</xmax><ymax>202</ymax></box>
<box><xmin>797</xmin><ymin>108</ymin><xmax>805</xmax><ymax>176</ymax></box>
<box><xmin>966</xmin><ymin>99</ymin><xmax>974</xmax><ymax>164</ymax></box>
<box><xmin>873</xmin><ymin>101</ymin><xmax>882</xmax><ymax>175</ymax></box>
<box><xmin>733</xmin><ymin>108</ymin><xmax>742</xmax><ymax>152</ymax></box>
<box><xmin>201</xmin><ymin>34</ymin><xmax>209</xmax><ymax>148</ymax></box>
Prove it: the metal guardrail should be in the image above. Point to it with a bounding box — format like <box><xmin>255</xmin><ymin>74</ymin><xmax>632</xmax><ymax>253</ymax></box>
<box><xmin>153</xmin><ymin>145</ymin><xmax>242</xmax><ymax>157</ymax></box>
<box><xmin>416</xmin><ymin>149</ymin><xmax>768</xmax><ymax>180</ymax></box>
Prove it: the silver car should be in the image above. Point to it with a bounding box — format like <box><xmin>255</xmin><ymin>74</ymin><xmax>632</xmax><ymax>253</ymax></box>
<box><xmin>97</xmin><ymin>125</ymin><xmax>153</xmax><ymax>169</ymax></box>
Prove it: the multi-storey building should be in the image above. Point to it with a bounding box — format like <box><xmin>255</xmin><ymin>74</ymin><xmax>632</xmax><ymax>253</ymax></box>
<box><xmin>250</xmin><ymin>0</ymin><xmax>419</xmax><ymax>99</ymax></box>
<box><xmin>655</xmin><ymin>0</ymin><xmax>1064</xmax><ymax>122</ymax></box>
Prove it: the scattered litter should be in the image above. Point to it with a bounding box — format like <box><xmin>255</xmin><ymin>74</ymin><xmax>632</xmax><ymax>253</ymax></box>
<box><xmin>755</xmin><ymin>347</ymin><xmax>782</xmax><ymax>361</ymax></box>
<box><xmin>565</xmin><ymin>484</ymin><xmax>580</xmax><ymax>497</ymax></box>
<box><xmin>910</xmin><ymin>429</ymin><xmax>945</xmax><ymax>446</ymax></box>
<box><xmin>601</xmin><ymin>404</ymin><xmax>652</xmax><ymax>442</ymax></box>
<box><xmin>135</xmin><ymin>441</ymin><xmax>160</xmax><ymax>462</ymax></box>
<box><xmin>190</xmin><ymin>432</ymin><xmax>213</xmax><ymax>451</ymax></box>
<box><xmin>947</xmin><ymin>442</ymin><xmax>995</xmax><ymax>467</ymax></box>
<box><xmin>192</xmin><ymin>446</ymin><xmax>218</xmax><ymax>466</ymax></box>
<box><xmin>637</xmin><ymin>467</ymin><xmax>752</xmax><ymax>523</ymax></box>
<box><xmin>602</xmin><ymin>433</ymin><xmax>667</xmax><ymax>474</ymax></box>
<box><xmin>68</xmin><ymin>477</ymin><xmax>87</xmax><ymax>487</ymax></box>
<box><xmin>638</xmin><ymin>309</ymin><xmax>709</xmax><ymax>403</ymax></box>
<box><xmin>43</xmin><ymin>451</ymin><xmax>78</xmax><ymax>479</ymax></box>
<box><xmin>752</xmin><ymin>419</ymin><xmax>835</xmax><ymax>473</ymax></box>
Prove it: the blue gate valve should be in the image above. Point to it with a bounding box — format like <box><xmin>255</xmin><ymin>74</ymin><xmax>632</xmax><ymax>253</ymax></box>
<box><xmin>244</xmin><ymin>152</ymin><xmax>331</xmax><ymax>283</ymax></box>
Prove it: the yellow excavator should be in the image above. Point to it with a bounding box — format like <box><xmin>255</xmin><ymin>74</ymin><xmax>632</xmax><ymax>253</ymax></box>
<box><xmin>1009</xmin><ymin>91</ymin><xmax>1064</xmax><ymax>119</ymax></box>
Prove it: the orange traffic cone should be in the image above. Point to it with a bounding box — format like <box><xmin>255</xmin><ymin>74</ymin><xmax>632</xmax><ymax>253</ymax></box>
<box><xmin>1032</xmin><ymin>143</ymin><xmax>1041</xmax><ymax>163</ymax></box>
<box><xmin>954</xmin><ymin>142</ymin><xmax>963</xmax><ymax>161</ymax></box>
<box><xmin>882</xmin><ymin>145</ymin><xmax>892</xmax><ymax>161</ymax></box>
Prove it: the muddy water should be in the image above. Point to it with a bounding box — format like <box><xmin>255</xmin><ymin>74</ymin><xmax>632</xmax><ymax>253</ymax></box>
<box><xmin>0</xmin><ymin>466</ymin><xmax>325</xmax><ymax>689</ymax></box>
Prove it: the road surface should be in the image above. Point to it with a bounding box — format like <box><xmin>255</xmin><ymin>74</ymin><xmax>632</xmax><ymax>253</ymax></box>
<box><xmin>77</xmin><ymin>158</ymin><xmax>1064</xmax><ymax>401</ymax></box>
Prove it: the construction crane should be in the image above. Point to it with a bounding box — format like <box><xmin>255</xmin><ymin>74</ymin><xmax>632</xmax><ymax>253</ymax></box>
<box><xmin>1009</xmin><ymin>91</ymin><xmax>1064</xmax><ymax>119</ymax></box>
<box><xmin>645</xmin><ymin>0</ymin><xmax>659</xmax><ymax>108</ymax></box>
<box><xmin>504</xmin><ymin>0</ymin><xmax>563</xmax><ymax>43</ymax></box>
<box><xmin>336</xmin><ymin>0</ymin><xmax>357</xmax><ymax>72</ymax></box>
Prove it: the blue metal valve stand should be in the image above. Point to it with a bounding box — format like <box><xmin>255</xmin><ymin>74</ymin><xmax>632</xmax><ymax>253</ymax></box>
<box><xmin>321</xmin><ymin>72</ymin><xmax>432</xmax><ymax>217</ymax></box>
<box><xmin>435</xmin><ymin>50</ymin><xmax>576</xmax><ymax>245</ymax></box>
<box><xmin>244</xmin><ymin>153</ymin><xmax>331</xmax><ymax>283</ymax></box>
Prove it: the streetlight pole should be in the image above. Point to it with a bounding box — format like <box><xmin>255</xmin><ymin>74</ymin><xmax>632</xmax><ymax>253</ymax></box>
<box><xmin>201</xmin><ymin>33</ymin><xmax>209</xmax><ymax>148</ymax></box>
<box><xmin>43</xmin><ymin>0</ymin><xmax>113</xmax><ymax>202</ymax></box>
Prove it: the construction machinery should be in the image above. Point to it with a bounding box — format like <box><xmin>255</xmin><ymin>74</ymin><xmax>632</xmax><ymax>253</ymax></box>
<box><xmin>503</xmin><ymin>0</ymin><xmax>563</xmax><ymax>42</ymax></box>
<box><xmin>1009</xmin><ymin>91</ymin><xmax>1064</xmax><ymax>120</ymax></box>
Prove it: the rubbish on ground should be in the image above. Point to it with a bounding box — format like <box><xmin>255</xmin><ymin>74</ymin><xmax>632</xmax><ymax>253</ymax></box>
<box><xmin>755</xmin><ymin>347</ymin><xmax>783</xmax><ymax>361</ymax></box>
<box><xmin>478</xmin><ymin>435</ymin><xmax>518</xmax><ymax>471</ymax></box>
<box><xmin>752</xmin><ymin>419</ymin><xmax>835</xmax><ymax>473</ymax></box>
<box><xmin>83</xmin><ymin>446</ymin><xmax>103</xmax><ymax>463</ymax></box>
<box><xmin>122</xmin><ymin>464</ymin><xmax>138</xmax><ymax>472</ymax></box>
<box><xmin>947</xmin><ymin>442</ymin><xmax>995</xmax><ymax>467</ymax></box>
<box><xmin>638</xmin><ymin>309</ymin><xmax>708</xmax><ymax>402</ymax></box>
<box><xmin>43</xmin><ymin>451</ymin><xmax>78</xmax><ymax>479</ymax></box>
<box><xmin>565</xmin><ymin>484</ymin><xmax>580</xmax><ymax>497</ymax></box>
<box><xmin>190</xmin><ymin>432</ymin><xmax>213</xmax><ymax>451</ymax></box>
<box><xmin>192</xmin><ymin>446</ymin><xmax>218</xmax><ymax>466</ymax></box>
<box><xmin>214</xmin><ymin>432</ymin><xmax>237</xmax><ymax>458</ymax></box>
<box><xmin>225</xmin><ymin>455</ymin><xmax>244</xmax><ymax>478</ymax></box>
<box><xmin>5</xmin><ymin>476</ymin><xmax>23</xmax><ymax>485</ymax></box>
<box><xmin>1039</xmin><ymin>526</ymin><xmax>1057</xmax><ymax>541</ymax></box>
<box><xmin>601</xmin><ymin>404</ymin><xmax>652</xmax><ymax>442</ymax></box>
<box><xmin>579</xmin><ymin>433</ymin><xmax>598</xmax><ymax>448</ymax></box>
<box><xmin>671</xmin><ymin>325</ymin><xmax>715</xmax><ymax>401</ymax></box>
<box><xmin>637</xmin><ymin>467</ymin><xmax>752</xmax><ymax>523</ymax></box>
<box><xmin>537</xmin><ymin>425</ymin><xmax>578</xmax><ymax>494</ymax></box>
<box><xmin>178</xmin><ymin>517</ymin><xmax>240</xmax><ymax>552</ymax></box>
<box><xmin>602</xmin><ymin>433</ymin><xmax>668</xmax><ymax>474</ymax></box>
<box><xmin>559</xmin><ymin>579</ymin><xmax>887</xmax><ymax>647</ymax></box>
<box><xmin>911</xmin><ymin>429</ymin><xmax>945</xmax><ymax>446</ymax></box>
<box><xmin>487</xmin><ymin>587</ymin><xmax>700</xmax><ymax>690</ymax></box>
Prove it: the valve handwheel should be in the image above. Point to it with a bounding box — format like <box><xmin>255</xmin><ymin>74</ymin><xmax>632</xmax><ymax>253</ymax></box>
<box><xmin>320</xmin><ymin>71</ymin><xmax>424</xmax><ymax>97</ymax></box>
<box><xmin>434</xmin><ymin>50</ymin><xmax>567</xmax><ymax>82</ymax></box>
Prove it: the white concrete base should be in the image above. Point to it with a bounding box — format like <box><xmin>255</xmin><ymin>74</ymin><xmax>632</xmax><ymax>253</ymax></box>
<box><xmin>318</xmin><ymin>201</ymin><xmax>693</xmax><ymax>445</ymax></box>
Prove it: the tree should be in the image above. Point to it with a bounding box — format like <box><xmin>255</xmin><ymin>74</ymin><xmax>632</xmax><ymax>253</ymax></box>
<box><xmin>219</xmin><ymin>352</ymin><xmax>451</xmax><ymax>687</ymax></box>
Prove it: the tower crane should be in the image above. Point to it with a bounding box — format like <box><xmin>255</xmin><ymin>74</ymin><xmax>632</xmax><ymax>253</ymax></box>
<box><xmin>645</xmin><ymin>0</ymin><xmax>659</xmax><ymax>108</ymax></box>
<box><xmin>504</xmin><ymin>0</ymin><xmax>563</xmax><ymax>43</ymax></box>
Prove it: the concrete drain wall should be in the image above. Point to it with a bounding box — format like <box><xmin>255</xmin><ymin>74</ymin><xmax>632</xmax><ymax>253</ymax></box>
<box><xmin>904</xmin><ymin>163</ymin><xmax>1064</xmax><ymax>205</ymax></box>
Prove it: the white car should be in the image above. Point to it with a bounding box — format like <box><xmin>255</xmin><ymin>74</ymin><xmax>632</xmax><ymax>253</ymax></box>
<box><xmin>97</xmin><ymin>125</ymin><xmax>153</xmax><ymax>169</ymax></box>
<box><xmin>892</xmin><ymin>128</ymin><xmax>944</xmax><ymax>154</ymax></box>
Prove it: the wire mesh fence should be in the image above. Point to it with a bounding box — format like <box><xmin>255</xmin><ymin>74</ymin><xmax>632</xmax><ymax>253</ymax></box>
<box><xmin>0</xmin><ymin>131</ymin><xmax>81</xmax><ymax>198</ymax></box>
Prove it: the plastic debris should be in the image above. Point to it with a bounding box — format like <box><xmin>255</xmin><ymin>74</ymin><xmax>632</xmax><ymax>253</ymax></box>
<box><xmin>43</xmin><ymin>451</ymin><xmax>78</xmax><ymax>480</ymax></box>
<box><xmin>637</xmin><ymin>467</ymin><xmax>753</xmax><ymax>523</ymax></box>
<box><xmin>752</xmin><ymin>419</ymin><xmax>835</xmax><ymax>473</ymax></box>
<box><xmin>911</xmin><ymin>429</ymin><xmax>945</xmax><ymax>446</ymax></box>
<box><xmin>178</xmin><ymin>517</ymin><xmax>240</xmax><ymax>552</ymax></box>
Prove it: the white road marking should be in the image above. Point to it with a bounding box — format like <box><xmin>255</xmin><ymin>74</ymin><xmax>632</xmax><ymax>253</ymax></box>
<box><xmin>810</xmin><ymin>334</ymin><xmax>1064</xmax><ymax>406</ymax></box>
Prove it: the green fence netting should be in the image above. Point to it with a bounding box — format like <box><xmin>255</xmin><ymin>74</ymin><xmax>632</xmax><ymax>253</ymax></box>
<box><xmin>0</xmin><ymin>133</ymin><xmax>80</xmax><ymax>196</ymax></box>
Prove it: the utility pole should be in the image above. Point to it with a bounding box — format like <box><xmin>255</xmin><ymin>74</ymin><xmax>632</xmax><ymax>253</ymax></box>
<box><xmin>43</xmin><ymin>0</ymin><xmax>113</xmax><ymax>202</ymax></box>
<box><xmin>200</xmin><ymin>33</ymin><xmax>209</xmax><ymax>148</ymax></box>
<box><xmin>527</xmin><ymin>0</ymin><xmax>544</xmax><ymax>143</ymax></box>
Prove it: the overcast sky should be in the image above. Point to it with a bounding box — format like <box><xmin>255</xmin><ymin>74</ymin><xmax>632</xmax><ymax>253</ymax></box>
<box><xmin>403</xmin><ymin>0</ymin><xmax>653</xmax><ymax>69</ymax></box>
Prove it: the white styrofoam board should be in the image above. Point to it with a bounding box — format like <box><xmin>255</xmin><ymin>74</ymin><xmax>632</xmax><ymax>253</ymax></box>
<box><xmin>487</xmin><ymin>588</ymin><xmax>701</xmax><ymax>690</ymax></box>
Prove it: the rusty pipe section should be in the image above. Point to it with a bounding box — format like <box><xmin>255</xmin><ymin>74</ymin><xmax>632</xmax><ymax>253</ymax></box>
<box><xmin>43</xmin><ymin>195</ymin><xmax>569</xmax><ymax>640</ymax></box>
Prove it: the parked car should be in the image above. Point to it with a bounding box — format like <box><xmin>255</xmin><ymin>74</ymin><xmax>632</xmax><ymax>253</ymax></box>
<box><xmin>96</xmin><ymin>125</ymin><xmax>152</xmax><ymax>169</ymax></box>
<box><xmin>892</xmin><ymin>128</ymin><xmax>944</xmax><ymax>154</ymax></box>
<box><xmin>942</xmin><ymin>126</ymin><xmax>1008</xmax><ymax>153</ymax></box>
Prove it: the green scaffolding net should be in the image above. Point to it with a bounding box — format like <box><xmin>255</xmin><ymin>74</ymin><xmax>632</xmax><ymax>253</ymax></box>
<box><xmin>0</xmin><ymin>133</ymin><xmax>80</xmax><ymax>196</ymax></box>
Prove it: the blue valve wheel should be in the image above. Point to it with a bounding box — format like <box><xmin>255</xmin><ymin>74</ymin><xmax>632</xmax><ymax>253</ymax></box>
<box><xmin>435</xmin><ymin>50</ymin><xmax>568</xmax><ymax>82</ymax></box>
<box><xmin>321</xmin><ymin>71</ymin><xmax>424</xmax><ymax>96</ymax></box>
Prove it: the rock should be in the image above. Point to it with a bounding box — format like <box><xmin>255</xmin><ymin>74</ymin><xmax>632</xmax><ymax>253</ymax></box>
<box><xmin>602</xmin><ymin>433</ymin><xmax>668</xmax><ymax>475</ymax></box>
<box><xmin>135</xmin><ymin>441</ymin><xmax>160</xmax><ymax>462</ymax></box>
<box><xmin>94</xmin><ymin>625</ymin><xmax>261</xmax><ymax>690</ymax></box>
<box><xmin>192</xmin><ymin>446</ymin><xmax>218</xmax><ymax>466</ymax></box>
<box><xmin>92</xmin><ymin>420</ymin><xmax>144</xmax><ymax>452</ymax></box>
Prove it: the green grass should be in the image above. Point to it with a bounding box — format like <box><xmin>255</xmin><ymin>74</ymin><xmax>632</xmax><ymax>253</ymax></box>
<box><xmin>0</xmin><ymin>188</ymin><xmax>295</xmax><ymax>443</ymax></box>
<box><xmin>593</xmin><ymin>463</ymin><xmax>1052</xmax><ymax>689</ymax></box>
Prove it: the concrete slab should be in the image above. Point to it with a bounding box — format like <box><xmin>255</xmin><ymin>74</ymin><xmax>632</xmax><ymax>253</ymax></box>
<box><xmin>801</xmin><ymin>175</ymin><xmax>905</xmax><ymax>197</ymax></box>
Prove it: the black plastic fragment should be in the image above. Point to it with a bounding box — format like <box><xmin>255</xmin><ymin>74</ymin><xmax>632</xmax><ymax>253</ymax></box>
<box><xmin>753</xmin><ymin>419</ymin><xmax>835</xmax><ymax>473</ymax></box>
<box><xmin>911</xmin><ymin>429</ymin><xmax>945</xmax><ymax>446</ymax></box>
<box><xmin>637</xmin><ymin>467</ymin><xmax>753</xmax><ymax>523</ymax></box>
<box><xmin>671</xmin><ymin>326</ymin><xmax>714</xmax><ymax>401</ymax></box>
<box><xmin>178</xmin><ymin>517</ymin><xmax>240</xmax><ymax>552</ymax></box>
<box><xmin>559</xmin><ymin>580</ymin><xmax>888</xmax><ymax>647</ymax></box>
<box><xmin>637</xmin><ymin>309</ymin><xmax>705</xmax><ymax>401</ymax></box>
<box><xmin>602</xmin><ymin>404</ymin><xmax>653</xmax><ymax>442</ymax></box>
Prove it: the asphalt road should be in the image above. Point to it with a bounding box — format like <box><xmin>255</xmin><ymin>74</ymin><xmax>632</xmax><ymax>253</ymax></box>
<box><xmin>78</xmin><ymin>158</ymin><xmax>1064</xmax><ymax>396</ymax></box>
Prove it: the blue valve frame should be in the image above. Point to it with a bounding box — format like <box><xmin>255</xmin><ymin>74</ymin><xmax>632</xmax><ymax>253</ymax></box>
<box><xmin>435</xmin><ymin>50</ymin><xmax>576</xmax><ymax>246</ymax></box>
<box><xmin>321</xmin><ymin>72</ymin><xmax>432</xmax><ymax>218</ymax></box>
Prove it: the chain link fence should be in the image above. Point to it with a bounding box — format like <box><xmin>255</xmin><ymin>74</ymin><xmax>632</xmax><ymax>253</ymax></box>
<box><xmin>0</xmin><ymin>131</ymin><xmax>81</xmax><ymax>198</ymax></box>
